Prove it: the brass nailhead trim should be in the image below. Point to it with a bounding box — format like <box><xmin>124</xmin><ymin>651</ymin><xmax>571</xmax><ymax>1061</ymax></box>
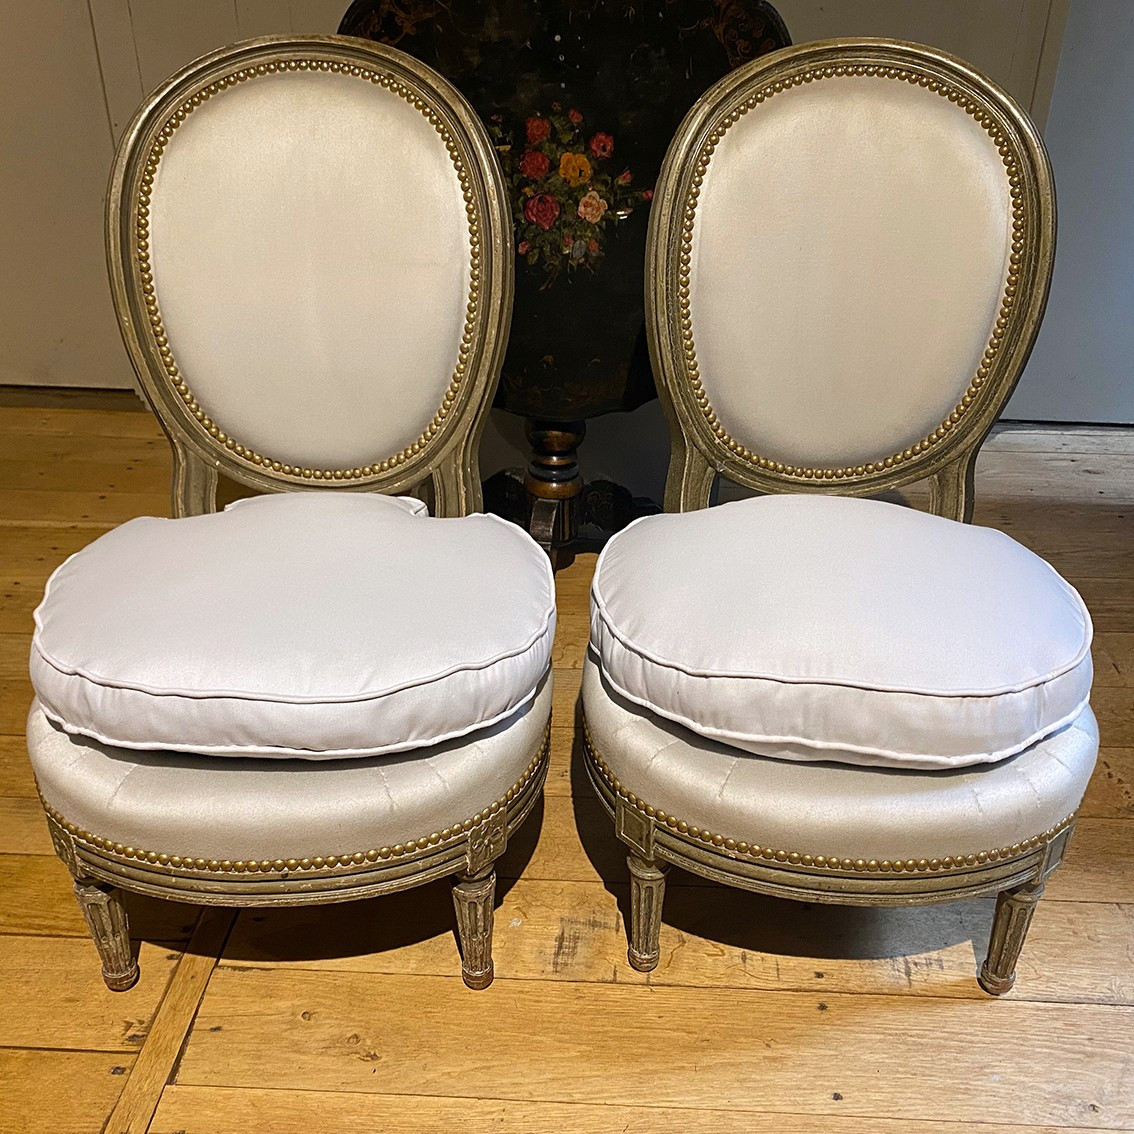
<box><xmin>42</xmin><ymin>729</ymin><xmax>549</xmax><ymax>877</ymax></box>
<box><xmin>137</xmin><ymin>58</ymin><xmax>481</xmax><ymax>481</ymax></box>
<box><xmin>583</xmin><ymin>720</ymin><xmax>1073</xmax><ymax>875</ymax></box>
<box><xmin>680</xmin><ymin>64</ymin><xmax>1027</xmax><ymax>481</ymax></box>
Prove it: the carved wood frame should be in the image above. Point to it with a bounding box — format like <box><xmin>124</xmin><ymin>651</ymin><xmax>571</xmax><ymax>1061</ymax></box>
<box><xmin>106</xmin><ymin>35</ymin><xmax>514</xmax><ymax>518</ymax></box>
<box><xmin>45</xmin><ymin>36</ymin><xmax>539</xmax><ymax>991</ymax></box>
<box><xmin>646</xmin><ymin>38</ymin><xmax>1056</xmax><ymax>521</ymax></box>
<box><xmin>593</xmin><ymin>40</ymin><xmax>1070</xmax><ymax>993</ymax></box>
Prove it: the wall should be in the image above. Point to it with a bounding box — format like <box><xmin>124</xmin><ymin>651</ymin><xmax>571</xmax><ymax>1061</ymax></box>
<box><xmin>0</xmin><ymin>0</ymin><xmax>344</xmax><ymax>391</ymax></box>
<box><xmin>1002</xmin><ymin>0</ymin><xmax>1134</xmax><ymax>424</ymax></box>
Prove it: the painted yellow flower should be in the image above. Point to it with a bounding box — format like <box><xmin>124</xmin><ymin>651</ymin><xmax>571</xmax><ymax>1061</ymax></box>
<box><xmin>559</xmin><ymin>151</ymin><xmax>592</xmax><ymax>187</ymax></box>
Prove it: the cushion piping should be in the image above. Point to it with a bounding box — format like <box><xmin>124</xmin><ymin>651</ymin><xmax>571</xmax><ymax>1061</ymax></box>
<box><xmin>595</xmin><ymin>654</ymin><xmax>1091</xmax><ymax>769</ymax></box>
<box><xmin>36</xmin><ymin>670</ymin><xmax>549</xmax><ymax>759</ymax></box>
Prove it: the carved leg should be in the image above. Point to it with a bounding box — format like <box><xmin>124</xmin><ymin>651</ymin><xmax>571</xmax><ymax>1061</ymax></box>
<box><xmin>627</xmin><ymin>853</ymin><xmax>667</xmax><ymax>972</ymax></box>
<box><xmin>73</xmin><ymin>880</ymin><xmax>139</xmax><ymax>991</ymax></box>
<box><xmin>452</xmin><ymin>867</ymin><xmax>496</xmax><ymax>990</ymax></box>
<box><xmin>979</xmin><ymin>879</ymin><xmax>1044</xmax><ymax>995</ymax></box>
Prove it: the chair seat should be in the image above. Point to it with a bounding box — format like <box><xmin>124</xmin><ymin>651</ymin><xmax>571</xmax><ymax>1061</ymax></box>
<box><xmin>27</xmin><ymin>675</ymin><xmax>550</xmax><ymax>869</ymax></box>
<box><xmin>31</xmin><ymin>493</ymin><xmax>555</xmax><ymax>759</ymax></box>
<box><xmin>582</xmin><ymin>657</ymin><xmax>1097</xmax><ymax>865</ymax></box>
<box><xmin>590</xmin><ymin>494</ymin><xmax>1092</xmax><ymax>770</ymax></box>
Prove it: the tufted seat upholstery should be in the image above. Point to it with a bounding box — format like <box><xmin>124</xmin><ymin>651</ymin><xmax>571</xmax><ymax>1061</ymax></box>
<box><xmin>584</xmin><ymin>660</ymin><xmax>1096</xmax><ymax>873</ymax></box>
<box><xmin>28</xmin><ymin>677</ymin><xmax>551</xmax><ymax>873</ymax></box>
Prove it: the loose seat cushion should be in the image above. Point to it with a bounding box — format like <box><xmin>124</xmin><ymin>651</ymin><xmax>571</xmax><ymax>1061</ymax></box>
<box><xmin>27</xmin><ymin>676</ymin><xmax>551</xmax><ymax>864</ymax></box>
<box><xmin>590</xmin><ymin>495</ymin><xmax>1092</xmax><ymax>770</ymax></box>
<box><xmin>582</xmin><ymin>658</ymin><xmax>1098</xmax><ymax>863</ymax></box>
<box><xmin>32</xmin><ymin>493</ymin><xmax>555</xmax><ymax>759</ymax></box>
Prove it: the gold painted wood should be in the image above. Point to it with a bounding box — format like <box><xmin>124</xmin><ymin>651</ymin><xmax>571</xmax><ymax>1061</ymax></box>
<box><xmin>148</xmin><ymin>1086</ymin><xmax>1119</xmax><ymax>1134</ymax></box>
<box><xmin>102</xmin><ymin>908</ymin><xmax>235</xmax><ymax>1134</ymax></box>
<box><xmin>175</xmin><ymin>968</ymin><xmax>1134</xmax><ymax>1127</ymax></box>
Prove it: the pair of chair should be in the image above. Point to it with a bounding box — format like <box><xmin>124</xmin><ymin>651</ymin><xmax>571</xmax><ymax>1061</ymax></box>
<box><xmin>28</xmin><ymin>35</ymin><xmax>1095</xmax><ymax>999</ymax></box>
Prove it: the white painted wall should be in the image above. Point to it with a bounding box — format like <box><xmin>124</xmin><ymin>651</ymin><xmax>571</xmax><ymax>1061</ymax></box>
<box><xmin>0</xmin><ymin>0</ymin><xmax>345</xmax><ymax>391</ymax></box>
<box><xmin>1004</xmin><ymin>0</ymin><xmax>1134</xmax><ymax>424</ymax></box>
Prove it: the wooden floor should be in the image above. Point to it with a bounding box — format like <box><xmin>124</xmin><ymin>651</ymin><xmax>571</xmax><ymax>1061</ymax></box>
<box><xmin>1</xmin><ymin>399</ymin><xmax>1132</xmax><ymax>1133</ymax></box>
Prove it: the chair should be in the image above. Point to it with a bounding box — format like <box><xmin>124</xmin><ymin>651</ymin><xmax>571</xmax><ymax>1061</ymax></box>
<box><xmin>582</xmin><ymin>39</ymin><xmax>1096</xmax><ymax>994</ymax></box>
<box><xmin>27</xmin><ymin>35</ymin><xmax>555</xmax><ymax>991</ymax></box>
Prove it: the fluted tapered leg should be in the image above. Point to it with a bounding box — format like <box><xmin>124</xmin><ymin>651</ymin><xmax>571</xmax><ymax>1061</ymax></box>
<box><xmin>452</xmin><ymin>867</ymin><xmax>496</xmax><ymax>990</ymax></box>
<box><xmin>74</xmin><ymin>880</ymin><xmax>139</xmax><ymax>991</ymax></box>
<box><xmin>627</xmin><ymin>853</ymin><xmax>667</xmax><ymax>972</ymax></box>
<box><xmin>979</xmin><ymin>879</ymin><xmax>1044</xmax><ymax>995</ymax></box>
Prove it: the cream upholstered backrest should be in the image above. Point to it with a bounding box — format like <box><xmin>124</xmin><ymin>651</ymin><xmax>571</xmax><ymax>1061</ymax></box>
<box><xmin>107</xmin><ymin>36</ymin><xmax>512</xmax><ymax>517</ymax></box>
<box><xmin>647</xmin><ymin>40</ymin><xmax>1055</xmax><ymax>520</ymax></box>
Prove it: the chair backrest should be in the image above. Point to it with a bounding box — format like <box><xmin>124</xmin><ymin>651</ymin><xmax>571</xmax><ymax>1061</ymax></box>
<box><xmin>647</xmin><ymin>39</ymin><xmax>1055</xmax><ymax>521</ymax></box>
<box><xmin>107</xmin><ymin>35</ymin><xmax>512</xmax><ymax>518</ymax></box>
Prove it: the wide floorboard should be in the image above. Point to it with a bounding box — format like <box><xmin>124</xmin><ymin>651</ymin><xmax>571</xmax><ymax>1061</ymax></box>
<box><xmin>0</xmin><ymin>399</ymin><xmax>1131</xmax><ymax>1132</ymax></box>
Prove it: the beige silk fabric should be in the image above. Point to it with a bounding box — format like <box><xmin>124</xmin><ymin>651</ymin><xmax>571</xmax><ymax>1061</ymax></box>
<box><xmin>591</xmin><ymin>495</ymin><xmax>1092</xmax><ymax>770</ymax></box>
<box><xmin>689</xmin><ymin>74</ymin><xmax>1013</xmax><ymax>468</ymax></box>
<box><xmin>582</xmin><ymin>658</ymin><xmax>1096</xmax><ymax>863</ymax></box>
<box><xmin>148</xmin><ymin>70</ymin><xmax>469</xmax><ymax>469</ymax></box>
<box><xmin>32</xmin><ymin>493</ymin><xmax>555</xmax><ymax>759</ymax></box>
<box><xmin>27</xmin><ymin>677</ymin><xmax>550</xmax><ymax>863</ymax></box>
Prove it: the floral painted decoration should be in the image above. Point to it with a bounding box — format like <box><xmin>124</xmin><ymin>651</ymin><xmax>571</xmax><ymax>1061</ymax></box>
<box><xmin>489</xmin><ymin>106</ymin><xmax>649</xmax><ymax>284</ymax></box>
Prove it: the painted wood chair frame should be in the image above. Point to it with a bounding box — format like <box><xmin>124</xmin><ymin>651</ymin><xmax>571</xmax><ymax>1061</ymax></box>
<box><xmin>37</xmin><ymin>34</ymin><xmax>546</xmax><ymax>992</ymax></box>
<box><xmin>583</xmin><ymin>38</ymin><xmax>1064</xmax><ymax>995</ymax></box>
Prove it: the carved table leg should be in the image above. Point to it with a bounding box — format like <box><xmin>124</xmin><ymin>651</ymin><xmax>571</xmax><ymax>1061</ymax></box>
<box><xmin>524</xmin><ymin>419</ymin><xmax>586</xmax><ymax>557</ymax></box>
<box><xmin>452</xmin><ymin>866</ymin><xmax>496</xmax><ymax>990</ymax></box>
<box><xmin>979</xmin><ymin>879</ymin><xmax>1045</xmax><ymax>995</ymax></box>
<box><xmin>73</xmin><ymin>880</ymin><xmax>139</xmax><ymax>991</ymax></box>
<box><xmin>627</xmin><ymin>853</ymin><xmax>667</xmax><ymax>972</ymax></box>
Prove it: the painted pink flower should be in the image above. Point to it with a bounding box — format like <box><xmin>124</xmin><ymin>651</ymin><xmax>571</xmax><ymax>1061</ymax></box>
<box><xmin>520</xmin><ymin>149</ymin><xmax>550</xmax><ymax>179</ymax></box>
<box><xmin>517</xmin><ymin>240</ymin><xmax>530</xmax><ymax>254</ymax></box>
<box><xmin>577</xmin><ymin>190</ymin><xmax>608</xmax><ymax>224</ymax></box>
<box><xmin>568</xmin><ymin>108</ymin><xmax>583</xmax><ymax>124</ymax></box>
<box><xmin>526</xmin><ymin>116</ymin><xmax>551</xmax><ymax>144</ymax></box>
<box><xmin>589</xmin><ymin>131</ymin><xmax>614</xmax><ymax>160</ymax></box>
<box><xmin>524</xmin><ymin>192</ymin><xmax>560</xmax><ymax>230</ymax></box>
<box><xmin>616</xmin><ymin>168</ymin><xmax>632</xmax><ymax>185</ymax></box>
<box><xmin>641</xmin><ymin>189</ymin><xmax>654</xmax><ymax>201</ymax></box>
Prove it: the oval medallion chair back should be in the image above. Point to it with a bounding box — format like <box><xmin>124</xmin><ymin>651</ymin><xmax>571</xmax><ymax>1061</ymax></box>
<box><xmin>584</xmin><ymin>39</ymin><xmax>1096</xmax><ymax>996</ymax></box>
<box><xmin>647</xmin><ymin>38</ymin><xmax>1054</xmax><ymax>520</ymax></box>
<box><xmin>109</xmin><ymin>35</ymin><xmax>512</xmax><ymax>518</ymax></box>
<box><xmin>29</xmin><ymin>36</ymin><xmax>556</xmax><ymax>994</ymax></box>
